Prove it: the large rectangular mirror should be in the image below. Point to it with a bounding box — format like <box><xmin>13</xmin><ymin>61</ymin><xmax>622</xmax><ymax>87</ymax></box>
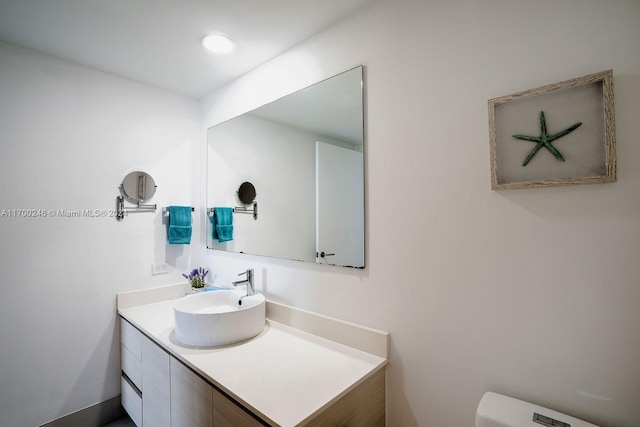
<box><xmin>206</xmin><ymin>66</ymin><xmax>365</xmax><ymax>268</ymax></box>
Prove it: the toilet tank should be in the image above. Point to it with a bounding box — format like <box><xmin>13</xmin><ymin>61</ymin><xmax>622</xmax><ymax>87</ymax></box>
<box><xmin>475</xmin><ymin>392</ymin><xmax>599</xmax><ymax>427</ymax></box>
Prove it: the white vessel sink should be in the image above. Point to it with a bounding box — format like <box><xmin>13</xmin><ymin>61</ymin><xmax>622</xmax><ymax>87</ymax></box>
<box><xmin>173</xmin><ymin>290</ymin><xmax>265</xmax><ymax>347</ymax></box>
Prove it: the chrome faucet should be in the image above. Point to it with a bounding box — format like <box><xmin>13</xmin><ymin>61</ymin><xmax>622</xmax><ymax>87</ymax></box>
<box><xmin>232</xmin><ymin>269</ymin><xmax>255</xmax><ymax>296</ymax></box>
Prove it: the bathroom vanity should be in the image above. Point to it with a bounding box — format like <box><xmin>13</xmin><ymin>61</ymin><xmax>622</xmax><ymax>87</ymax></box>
<box><xmin>117</xmin><ymin>284</ymin><xmax>388</xmax><ymax>426</ymax></box>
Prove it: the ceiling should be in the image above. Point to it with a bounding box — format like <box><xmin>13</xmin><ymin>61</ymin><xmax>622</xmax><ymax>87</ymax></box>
<box><xmin>0</xmin><ymin>0</ymin><xmax>378</xmax><ymax>99</ymax></box>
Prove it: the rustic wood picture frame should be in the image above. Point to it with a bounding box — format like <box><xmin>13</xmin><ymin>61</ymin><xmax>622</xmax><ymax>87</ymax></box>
<box><xmin>489</xmin><ymin>70</ymin><xmax>616</xmax><ymax>190</ymax></box>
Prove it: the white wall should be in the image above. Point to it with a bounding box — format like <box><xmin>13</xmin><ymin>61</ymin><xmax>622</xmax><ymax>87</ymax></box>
<box><xmin>200</xmin><ymin>1</ymin><xmax>640</xmax><ymax>426</ymax></box>
<box><xmin>0</xmin><ymin>42</ymin><xmax>200</xmax><ymax>426</ymax></box>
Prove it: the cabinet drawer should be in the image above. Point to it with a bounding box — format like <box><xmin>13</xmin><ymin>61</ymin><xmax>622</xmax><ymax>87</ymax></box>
<box><xmin>121</xmin><ymin>344</ymin><xmax>142</xmax><ymax>391</ymax></box>
<box><xmin>121</xmin><ymin>375</ymin><xmax>142</xmax><ymax>427</ymax></box>
<box><xmin>121</xmin><ymin>318</ymin><xmax>142</xmax><ymax>360</ymax></box>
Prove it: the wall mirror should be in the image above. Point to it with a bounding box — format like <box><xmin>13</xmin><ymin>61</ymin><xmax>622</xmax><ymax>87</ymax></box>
<box><xmin>207</xmin><ymin>66</ymin><xmax>365</xmax><ymax>268</ymax></box>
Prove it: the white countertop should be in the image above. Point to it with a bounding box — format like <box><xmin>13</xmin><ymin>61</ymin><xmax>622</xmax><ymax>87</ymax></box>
<box><xmin>119</xmin><ymin>295</ymin><xmax>387</xmax><ymax>427</ymax></box>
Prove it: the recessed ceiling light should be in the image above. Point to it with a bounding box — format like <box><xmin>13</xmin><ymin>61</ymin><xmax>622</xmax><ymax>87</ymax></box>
<box><xmin>201</xmin><ymin>33</ymin><xmax>235</xmax><ymax>54</ymax></box>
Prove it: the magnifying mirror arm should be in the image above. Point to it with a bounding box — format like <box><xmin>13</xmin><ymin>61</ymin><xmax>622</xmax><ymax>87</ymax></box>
<box><xmin>234</xmin><ymin>201</ymin><xmax>258</xmax><ymax>220</ymax></box>
<box><xmin>115</xmin><ymin>195</ymin><xmax>157</xmax><ymax>221</ymax></box>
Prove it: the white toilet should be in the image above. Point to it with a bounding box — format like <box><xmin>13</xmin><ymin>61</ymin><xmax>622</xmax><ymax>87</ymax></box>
<box><xmin>475</xmin><ymin>392</ymin><xmax>599</xmax><ymax>427</ymax></box>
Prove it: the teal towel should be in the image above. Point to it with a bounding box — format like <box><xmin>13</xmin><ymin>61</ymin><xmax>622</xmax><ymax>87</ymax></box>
<box><xmin>169</xmin><ymin>206</ymin><xmax>191</xmax><ymax>226</ymax></box>
<box><xmin>168</xmin><ymin>225</ymin><xmax>192</xmax><ymax>244</ymax></box>
<box><xmin>216</xmin><ymin>225</ymin><xmax>233</xmax><ymax>243</ymax></box>
<box><xmin>212</xmin><ymin>207</ymin><xmax>233</xmax><ymax>242</ymax></box>
<box><xmin>168</xmin><ymin>206</ymin><xmax>192</xmax><ymax>244</ymax></box>
<box><xmin>209</xmin><ymin>214</ymin><xmax>216</xmax><ymax>239</ymax></box>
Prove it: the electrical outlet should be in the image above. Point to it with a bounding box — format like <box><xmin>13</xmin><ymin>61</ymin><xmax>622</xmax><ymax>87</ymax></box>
<box><xmin>151</xmin><ymin>263</ymin><xmax>169</xmax><ymax>275</ymax></box>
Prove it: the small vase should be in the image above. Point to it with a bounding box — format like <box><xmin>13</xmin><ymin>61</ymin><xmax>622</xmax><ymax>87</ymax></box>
<box><xmin>190</xmin><ymin>278</ymin><xmax>205</xmax><ymax>288</ymax></box>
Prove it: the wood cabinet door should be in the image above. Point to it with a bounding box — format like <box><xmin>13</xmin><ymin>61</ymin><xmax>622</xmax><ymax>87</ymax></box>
<box><xmin>212</xmin><ymin>387</ymin><xmax>265</xmax><ymax>427</ymax></box>
<box><xmin>141</xmin><ymin>336</ymin><xmax>170</xmax><ymax>427</ymax></box>
<box><xmin>170</xmin><ymin>357</ymin><xmax>213</xmax><ymax>427</ymax></box>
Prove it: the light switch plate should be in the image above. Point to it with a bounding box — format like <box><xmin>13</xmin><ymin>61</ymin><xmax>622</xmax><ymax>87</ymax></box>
<box><xmin>151</xmin><ymin>263</ymin><xmax>169</xmax><ymax>275</ymax></box>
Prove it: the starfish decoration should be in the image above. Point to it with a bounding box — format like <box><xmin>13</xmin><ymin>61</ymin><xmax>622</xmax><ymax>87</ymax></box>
<box><xmin>513</xmin><ymin>111</ymin><xmax>582</xmax><ymax>166</ymax></box>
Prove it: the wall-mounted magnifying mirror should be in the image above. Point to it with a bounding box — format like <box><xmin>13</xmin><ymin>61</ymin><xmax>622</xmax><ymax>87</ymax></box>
<box><xmin>207</xmin><ymin>66</ymin><xmax>365</xmax><ymax>268</ymax></box>
<box><xmin>120</xmin><ymin>171</ymin><xmax>157</xmax><ymax>204</ymax></box>
<box><xmin>237</xmin><ymin>182</ymin><xmax>256</xmax><ymax>205</ymax></box>
<box><xmin>116</xmin><ymin>171</ymin><xmax>157</xmax><ymax>221</ymax></box>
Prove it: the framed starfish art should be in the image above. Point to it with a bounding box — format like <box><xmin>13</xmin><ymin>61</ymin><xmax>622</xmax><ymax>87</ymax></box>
<box><xmin>488</xmin><ymin>70</ymin><xmax>616</xmax><ymax>190</ymax></box>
